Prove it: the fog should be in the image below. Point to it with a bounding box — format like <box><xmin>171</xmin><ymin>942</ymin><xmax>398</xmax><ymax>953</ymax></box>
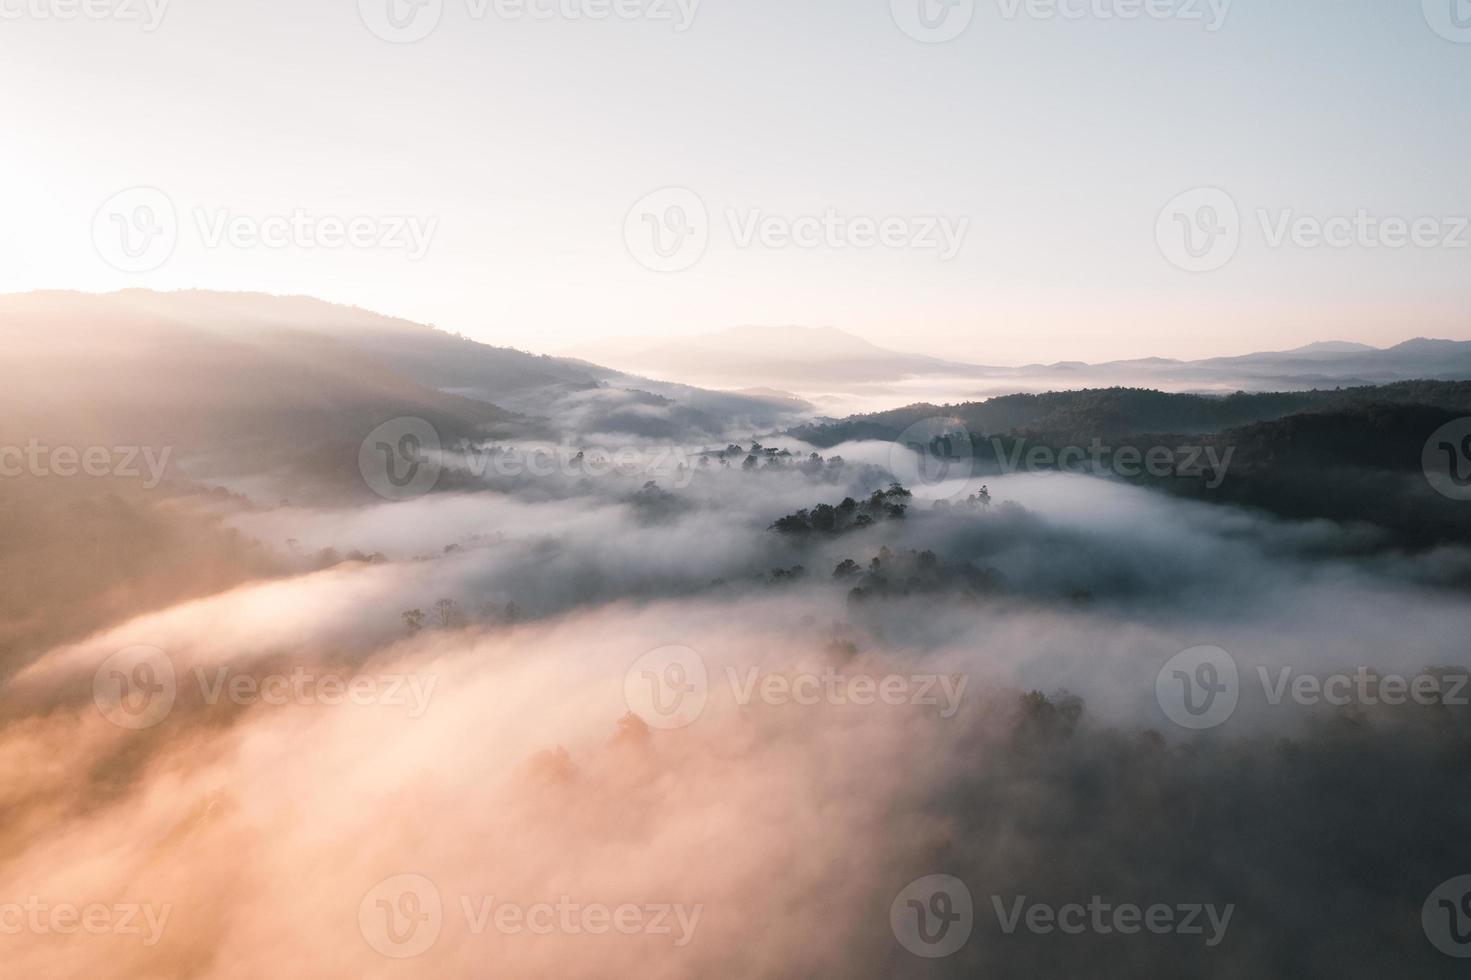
<box><xmin>5</xmin><ymin>435</ymin><xmax>1471</xmax><ymax>976</ymax></box>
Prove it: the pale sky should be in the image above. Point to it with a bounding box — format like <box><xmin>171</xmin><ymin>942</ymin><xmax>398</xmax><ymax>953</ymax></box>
<box><xmin>1</xmin><ymin>0</ymin><xmax>1467</xmax><ymax>364</ymax></box>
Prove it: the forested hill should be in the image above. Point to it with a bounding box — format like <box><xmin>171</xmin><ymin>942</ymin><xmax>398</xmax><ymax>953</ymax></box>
<box><xmin>791</xmin><ymin>382</ymin><xmax>1471</xmax><ymax>446</ymax></box>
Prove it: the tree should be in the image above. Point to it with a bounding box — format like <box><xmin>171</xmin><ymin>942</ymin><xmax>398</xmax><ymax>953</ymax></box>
<box><xmin>833</xmin><ymin>559</ymin><xmax>861</xmax><ymax>580</ymax></box>
<box><xmin>402</xmin><ymin>608</ymin><xmax>425</xmax><ymax>635</ymax></box>
<box><xmin>433</xmin><ymin>598</ymin><xmax>460</xmax><ymax>629</ymax></box>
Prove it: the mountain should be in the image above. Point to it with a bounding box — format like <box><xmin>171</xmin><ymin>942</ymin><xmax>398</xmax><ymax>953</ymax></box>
<box><xmin>567</xmin><ymin>325</ymin><xmax>990</xmax><ymax>388</ymax></box>
<box><xmin>0</xmin><ymin>291</ymin><xmax>812</xmax><ymax>499</ymax></box>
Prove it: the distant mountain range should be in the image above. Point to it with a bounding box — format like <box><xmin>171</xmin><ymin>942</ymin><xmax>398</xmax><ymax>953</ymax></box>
<box><xmin>569</xmin><ymin>325</ymin><xmax>1471</xmax><ymax>405</ymax></box>
<box><xmin>0</xmin><ymin>290</ymin><xmax>811</xmax><ymax>500</ymax></box>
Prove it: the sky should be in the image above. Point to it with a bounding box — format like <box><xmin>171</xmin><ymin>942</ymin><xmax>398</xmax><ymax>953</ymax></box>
<box><xmin>0</xmin><ymin>0</ymin><xmax>1467</xmax><ymax>365</ymax></box>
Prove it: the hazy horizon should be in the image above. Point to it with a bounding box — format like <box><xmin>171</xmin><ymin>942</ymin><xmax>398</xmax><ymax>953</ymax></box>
<box><xmin>3</xmin><ymin>0</ymin><xmax>1469</xmax><ymax>363</ymax></box>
